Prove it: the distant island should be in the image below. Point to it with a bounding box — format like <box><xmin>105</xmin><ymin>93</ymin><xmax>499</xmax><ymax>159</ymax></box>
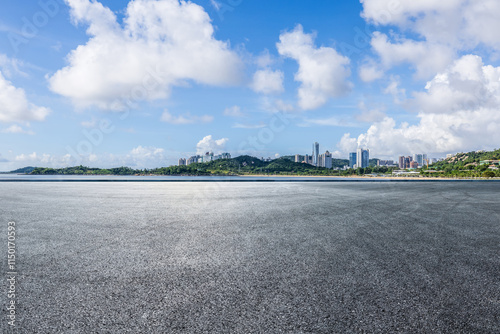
<box><xmin>17</xmin><ymin>149</ymin><xmax>500</xmax><ymax>178</ymax></box>
<box><xmin>0</xmin><ymin>166</ymin><xmax>36</xmax><ymax>174</ymax></box>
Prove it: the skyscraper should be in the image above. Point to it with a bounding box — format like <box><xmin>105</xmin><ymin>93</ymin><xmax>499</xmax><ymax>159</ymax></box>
<box><xmin>399</xmin><ymin>156</ymin><xmax>405</xmax><ymax>169</ymax></box>
<box><xmin>317</xmin><ymin>151</ymin><xmax>333</xmax><ymax>168</ymax></box>
<box><xmin>349</xmin><ymin>152</ymin><xmax>357</xmax><ymax>168</ymax></box>
<box><xmin>413</xmin><ymin>154</ymin><xmax>423</xmax><ymax>167</ymax></box>
<box><xmin>399</xmin><ymin>156</ymin><xmax>413</xmax><ymax>169</ymax></box>
<box><xmin>313</xmin><ymin>142</ymin><xmax>319</xmax><ymax>167</ymax></box>
<box><xmin>356</xmin><ymin>148</ymin><xmax>369</xmax><ymax>168</ymax></box>
<box><xmin>323</xmin><ymin>151</ymin><xmax>332</xmax><ymax>169</ymax></box>
<box><xmin>187</xmin><ymin>156</ymin><xmax>199</xmax><ymax>165</ymax></box>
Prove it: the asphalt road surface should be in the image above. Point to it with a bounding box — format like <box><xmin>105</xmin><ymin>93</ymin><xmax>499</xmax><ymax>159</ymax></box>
<box><xmin>1</xmin><ymin>182</ymin><xmax>499</xmax><ymax>333</ymax></box>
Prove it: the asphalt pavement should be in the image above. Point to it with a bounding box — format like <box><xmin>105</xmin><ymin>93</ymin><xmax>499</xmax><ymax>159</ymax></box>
<box><xmin>1</xmin><ymin>182</ymin><xmax>499</xmax><ymax>333</ymax></box>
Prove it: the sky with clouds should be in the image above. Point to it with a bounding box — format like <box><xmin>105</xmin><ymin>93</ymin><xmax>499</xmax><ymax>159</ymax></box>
<box><xmin>1</xmin><ymin>0</ymin><xmax>500</xmax><ymax>170</ymax></box>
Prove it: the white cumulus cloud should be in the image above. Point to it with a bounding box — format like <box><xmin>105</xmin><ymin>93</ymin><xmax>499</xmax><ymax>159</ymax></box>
<box><xmin>49</xmin><ymin>0</ymin><xmax>243</xmax><ymax>110</ymax></box>
<box><xmin>196</xmin><ymin>135</ymin><xmax>228</xmax><ymax>155</ymax></box>
<box><xmin>337</xmin><ymin>55</ymin><xmax>500</xmax><ymax>157</ymax></box>
<box><xmin>250</xmin><ymin>69</ymin><xmax>284</xmax><ymax>95</ymax></box>
<box><xmin>0</xmin><ymin>71</ymin><xmax>50</xmax><ymax>123</ymax></box>
<box><xmin>359</xmin><ymin>59</ymin><xmax>384</xmax><ymax>82</ymax></box>
<box><xmin>360</xmin><ymin>0</ymin><xmax>500</xmax><ymax>78</ymax></box>
<box><xmin>277</xmin><ymin>25</ymin><xmax>352</xmax><ymax>110</ymax></box>
<box><xmin>412</xmin><ymin>55</ymin><xmax>500</xmax><ymax>114</ymax></box>
<box><xmin>369</xmin><ymin>32</ymin><xmax>454</xmax><ymax>79</ymax></box>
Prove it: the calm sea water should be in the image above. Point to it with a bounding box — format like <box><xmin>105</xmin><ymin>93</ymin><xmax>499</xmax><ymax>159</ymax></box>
<box><xmin>1</xmin><ymin>182</ymin><xmax>499</xmax><ymax>332</ymax></box>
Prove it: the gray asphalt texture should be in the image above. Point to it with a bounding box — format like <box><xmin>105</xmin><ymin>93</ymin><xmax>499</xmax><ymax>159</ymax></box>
<box><xmin>1</xmin><ymin>182</ymin><xmax>499</xmax><ymax>333</ymax></box>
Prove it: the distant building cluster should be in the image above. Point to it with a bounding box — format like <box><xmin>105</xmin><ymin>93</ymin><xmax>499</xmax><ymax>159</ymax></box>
<box><xmin>176</xmin><ymin>142</ymin><xmax>445</xmax><ymax>170</ymax></box>
<box><xmin>349</xmin><ymin>148</ymin><xmax>370</xmax><ymax>169</ymax></box>
<box><xmin>294</xmin><ymin>142</ymin><xmax>337</xmax><ymax>169</ymax></box>
<box><xmin>398</xmin><ymin>154</ymin><xmax>429</xmax><ymax>169</ymax></box>
<box><xmin>179</xmin><ymin>152</ymin><xmax>231</xmax><ymax>166</ymax></box>
<box><xmin>350</xmin><ymin>150</ymin><xmax>442</xmax><ymax>170</ymax></box>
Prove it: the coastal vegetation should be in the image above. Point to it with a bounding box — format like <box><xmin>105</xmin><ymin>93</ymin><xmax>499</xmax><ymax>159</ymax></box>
<box><xmin>420</xmin><ymin>149</ymin><xmax>500</xmax><ymax>178</ymax></box>
<box><xmin>0</xmin><ymin>166</ymin><xmax>36</xmax><ymax>174</ymax></box>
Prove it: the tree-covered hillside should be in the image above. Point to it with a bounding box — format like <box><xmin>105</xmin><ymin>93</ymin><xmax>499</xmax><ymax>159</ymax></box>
<box><xmin>30</xmin><ymin>166</ymin><xmax>137</xmax><ymax>175</ymax></box>
<box><xmin>421</xmin><ymin>149</ymin><xmax>500</xmax><ymax>178</ymax></box>
<box><xmin>3</xmin><ymin>166</ymin><xmax>36</xmax><ymax>174</ymax></box>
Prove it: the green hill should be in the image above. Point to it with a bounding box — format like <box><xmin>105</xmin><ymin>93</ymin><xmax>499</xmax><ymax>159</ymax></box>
<box><xmin>8</xmin><ymin>166</ymin><xmax>36</xmax><ymax>174</ymax></box>
<box><xmin>422</xmin><ymin>149</ymin><xmax>500</xmax><ymax>178</ymax></box>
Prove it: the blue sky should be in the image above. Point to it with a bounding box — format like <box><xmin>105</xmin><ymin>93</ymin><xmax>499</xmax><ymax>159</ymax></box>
<box><xmin>1</xmin><ymin>0</ymin><xmax>500</xmax><ymax>170</ymax></box>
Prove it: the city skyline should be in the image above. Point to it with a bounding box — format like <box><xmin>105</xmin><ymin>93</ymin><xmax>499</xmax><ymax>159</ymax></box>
<box><xmin>177</xmin><ymin>141</ymin><xmax>444</xmax><ymax>170</ymax></box>
<box><xmin>2</xmin><ymin>1</ymin><xmax>500</xmax><ymax>170</ymax></box>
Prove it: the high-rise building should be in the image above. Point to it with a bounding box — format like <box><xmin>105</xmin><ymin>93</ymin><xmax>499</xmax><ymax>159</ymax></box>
<box><xmin>318</xmin><ymin>151</ymin><xmax>332</xmax><ymax>169</ymax></box>
<box><xmin>178</xmin><ymin>158</ymin><xmax>186</xmax><ymax>166</ymax></box>
<box><xmin>187</xmin><ymin>156</ymin><xmax>199</xmax><ymax>165</ymax></box>
<box><xmin>349</xmin><ymin>152</ymin><xmax>357</xmax><ymax>168</ymax></box>
<box><xmin>200</xmin><ymin>152</ymin><xmax>214</xmax><ymax>163</ymax></box>
<box><xmin>413</xmin><ymin>154</ymin><xmax>425</xmax><ymax>167</ymax></box>
<box><xmin>313</xmin><ymin>142</ymin><xmax>319</xmax><ymax>166</ymax></box>
<box><xmin>399</xmin><ymin>156</ymin><xmax>413</xmax><ymax>169</ymax></box>
<box><xmin>356</xmin><ymin>148</ymin><xmax>369</xmax><ymax>168</ymax></box>
<box><xmin>413</xmin><ymin>154</ymin><xmax>421</xmax><ymax>166</ymax></box>
<box><xmin>398</xmin><ymin>156</ymin><xmax>405</xmax><ymax>169</ymax></box>
<box><xmin>188</xmin><ymin>152</ymin><xmax>231</xmax><ymax>164</ymax></box>
<box><xmin>295</xmin><ymin>154</ymin><xmax>302</xmax><ymax>163</ymax></box>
